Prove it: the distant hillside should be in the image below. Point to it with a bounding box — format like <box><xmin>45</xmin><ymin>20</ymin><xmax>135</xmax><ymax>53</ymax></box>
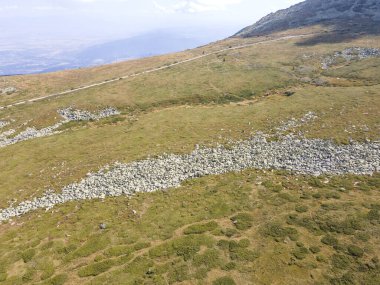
<box><xmin>0</xmin><ymin>29</ymin><xmax>227</xmax><ymax>76</ymax></box>
<box><xmin>74</xmin><ymin>31</ymin><xmax>210</xmax><ymax>67</ymax></box>
<box><xmin>234</xmin><ymin>0</ymin><xmax>380</xmax><ymax>37</ymax></box>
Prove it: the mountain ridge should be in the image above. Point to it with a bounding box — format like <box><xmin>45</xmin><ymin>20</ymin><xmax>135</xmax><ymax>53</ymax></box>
<box><xmin>234</xmin><ymin>0</ymin><xmax>380</xmax><ymax>38</ymax></box>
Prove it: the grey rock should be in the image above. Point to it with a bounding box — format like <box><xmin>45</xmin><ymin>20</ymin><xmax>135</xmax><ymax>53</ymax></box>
<box><xmin>0</xmin><ymin>87</ymin><xmax>17</xmax><ymax>95</ymax></box>
<box><xmin>322</xmin><ymin>47</ymin><xmax>380</xmax><ymax>69</ymax></box>
<box><xmin>0</xmin><ymin>127</ymin><xmax>378</xmax><ymax>222</ymax></box>
<box><xmin>0</xmin><ymin>107</ymin><xmax>120</xmax><ymax>148</ymax></box>
<box><xmin>0</xmin><ymin>121</ymin><xmax>9</xmax><ymax>129</ymax></box>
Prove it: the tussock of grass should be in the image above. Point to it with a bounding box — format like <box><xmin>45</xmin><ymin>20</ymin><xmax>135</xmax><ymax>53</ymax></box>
<box><xmin>230</xmin><ymin>213</ymin><xmax>253</xmax><ymax>231</ymax></box>
<box><xmin>78</xmin><ymin>260</ymin><xmax>116</xmax><ymax>277</ymax></box>
<box><xmin>183</xmin><ymin>221</ymin><xmax>219</xmax><ymax>235</ymax></box>
<box><xmin>213</xmin><ymin>276</ymin><xmax>236</xmax><ymax>285</ymax></box>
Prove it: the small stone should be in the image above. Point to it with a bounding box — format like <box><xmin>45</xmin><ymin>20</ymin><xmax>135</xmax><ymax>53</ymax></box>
<box><xmin>99</xmin><ymin>223</ymin><xmax>107</xmax><ymax>230</ymax></box>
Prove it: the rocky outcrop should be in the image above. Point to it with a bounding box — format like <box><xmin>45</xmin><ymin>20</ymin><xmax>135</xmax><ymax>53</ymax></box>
<box><xmin>1</xmin><ymin>112</ymin><xmax>379</xmax><ymax>222</ymax></box>
<box><xmin>0</xmin><ymin>107</ymin><xmax>120</xmax><ymax>148</ymax></box>
<box><xmin>321</xmin><ymin>47</ymin><xmax>380</xmax><ymax>69</ymax></box>
<box><xmin>58</xmin><ymin>107</ymin><xmax>120</xmax><ymax>121</ymax></box>
<box><xmin>234</xmin><ymin>0</ymin><xmax>380</xmax><ymax>37</ymax></box>
<box><xmin>0</xmin><ymin>87</ymin><xmax>17</xmax><ymax>95</ymax></box>
<box><xmin>0</xmin><ymin>121</ymin><xmax>9</xmax><ymax>129</ymax></box>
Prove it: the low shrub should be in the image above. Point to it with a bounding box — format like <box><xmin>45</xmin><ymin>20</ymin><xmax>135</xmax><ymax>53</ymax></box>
<box><xmin>48</xmin><ymin>274</ymin><xmax>68</xmax><ymax>285</ymax></box>
<box><xmin>105</xmin><ymin>245</ymin><xmax>133</xmax><ymax>257</ymax></box>
<box><xmin>321</xmin><ymin>203</ymin><xmax>339</xmax><ymax>211</ymax></box>
<box><xmin>56</xmin><ymin>244</ymin><xmax>77</xmax><ymax>255</ymax></box>
<box><xmin>355</xmin><ymin>232</ymin><xmax>370</xmax><ymax>242</ymax></box>
<box><xmin>295</xmin><ymin>205</ymin><xmax>308</xmax><ymax>213</ymax></box>
<box><xmin>308</xmin><ymin>177</ymin><xmax>324</xmax><ymax>188</ymax></box>
<box><xmin>217</xmin><ymin>240</ymin><xmax>230</xmax><ymax>251</ymax></box>
<box><xmin>133</xmin><ymin>242</ymin><xmax>151</xmax><ymax>251</ymax></box>
<box><xmin>40</xmin><ymin>263</ymin><xmax>55</xmax><ymax>280</ymax></box>
<box><xmin>22</xmin><ymin>270</ymin><xmax>35</xmax><ymax>282</ymax></box>
<box><xmin>264</xmin><ymin>223</ymin><xmax>298</xmax><ymax>240</ymax></box>
<box><xmin>194</xmin><ymin>267</ymin><xmax>208</xmax><ymax>279</ymax></box>
<box><xmin>21</xmin><ymin>248</ymin><xmax>36</xmax><ymax>263</ymax></box>
<box><xmin>278</xmin><ymin>193</ymin><xmax>298</xmax><ymax>202</ymax></box>
<box><xmin>347</xmin><ymin>245</ymin><xmax>364</xmax><ymax>257</ymax></box>
<box><xmin>367</xmin><ymin>209</ymin><xmax>380</xmax><ymax>221</ymax></box>
<box><xmin>184</xmin><ymin>221</ymin><xmax>218</xmax><ymax>235</ymax></box>
<box><xmin>238</xmin><ymin>239</ymin><xmax>250</xmax><ymax>248</ymax></box>
<box><xmin>68</xmin><ymin>236</ymin><xmax>109</xmax><ymax>260</ymax></box>
<box><xmin>330</xmin><ymin>273</ymin><xmax>355</xmax><ymax>285</ymax></box>
<box><xmin>312</xmin><ymin>193</ymin><xmax>322</xmax><ymax>199</ymax></box>
<box><xmin>213</xmin><ymin>276</ymin><xmax>236</xmax><ymax>285</ymax></box>
<box><xmin>124</xmin><ymin>256</ymin><xmax>154</xmax><ymax>276</ymax></box>
<box><xmin>78</xmin><ymin>260</ymin><xmax>115</xmax><ymax>277</ymax></box>
<box><xmin>309</xmin><ymin>246</ymin><xmax>321</xmax><ymax>254</ymax></box>
<box><xmin>168</xmin><ymin>263</ymin><xmax>189</xmax><ymax>283</ymax></box>
<box><xmin>223</xmin><ymin>228</ymin><xmax>238</xmax><ymax>238</ymax></box>
<box><xmin>231</xmin><ymin>213</ymin><xmax>253</xmax><ymax>231</ymax></box>
<box><xmin>325</xmin><ymin>192</ymin><xmax>341</xmax><ymax>199</ymax></box>
<box><xmin>262</xmin><ymin>180</ymin><xmax>282</xmax><ymax>192</ymax></box>
<box><xmin>321</xmin><ymin>235</ymin><xmax>338</xmax><ymax>247</ymax></box>
<box><xmin>149</xmin><ymin>235</ymin><xmax>213</xmax><ymax>261</ymax></box>
<box><xmin>229</xmin><ymin>248</ymin><xmax>258</xmax><ymax>262</ymax></box>
<box><xmin>193</xmin><ymin>249</ymin><xmax>221</xmax><ymax>269</ymax></box>
<box><xmin>316</xmin><ymin>255</ymin><xmax>327</xmax><ymax>263</ymax></box>
<box><xmin>292</xmin><ymin>247</ymin><xmax>309</xmax><ymax>260</ymax></box>
<box><xmin>331</xmin><ymin>254</ymin><xmax>352</xmax><ymax>269</ymax></box>
<box><xmin>222</xmin><ymin>262</ymin><xmax>236</xmax><ymax>271</ymax></box>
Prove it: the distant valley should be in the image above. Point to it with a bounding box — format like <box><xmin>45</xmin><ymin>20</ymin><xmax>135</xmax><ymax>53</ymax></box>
<box><xmin>0</xmin><ymin>29</ymin><xmax>230</xmax><ymax>76</ymax></box>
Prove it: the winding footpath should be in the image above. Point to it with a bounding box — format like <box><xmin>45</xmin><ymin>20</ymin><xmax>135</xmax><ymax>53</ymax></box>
<box><xmin>0</xmin><ymin>34</ymin><xmax>311</xmax><ymax>111</ymax></box>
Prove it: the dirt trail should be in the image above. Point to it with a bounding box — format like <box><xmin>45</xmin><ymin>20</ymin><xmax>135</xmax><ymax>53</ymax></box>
<box><xmin>0</xmin><ymin>34</ymin><xmax>312</xmax><ymax>111</ymax></box>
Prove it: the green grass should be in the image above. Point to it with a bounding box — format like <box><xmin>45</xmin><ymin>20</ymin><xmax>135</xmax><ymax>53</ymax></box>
<box><xmin>183</xmin><ymin>221</ymin><xmax>219</xmax><ymax>235</ymax></box>
<box><xmin>213</xmin><ymin>276</ymin><xmax>236</xmax><ymax>285</ymax></box>
<box><xmin>78</xmin><ymin>260</ymin><xmax>116</xmax><ymax>277</ymax></box>
<box><xmin>0</xmin><ymin>29</ymin><xmax>379</xmax><ymax>285</ymax></box>
<box><xmin>0</xmin><ymin>171</ymin><xmax>379</xmax><ymax>284</ymax></box>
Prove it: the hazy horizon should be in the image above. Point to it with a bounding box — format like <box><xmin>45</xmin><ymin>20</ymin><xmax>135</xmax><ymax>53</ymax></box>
<box><xmin>0</xmin><ymin>0</ymin><xmax>303</xmax><ymax>75</ymax></box>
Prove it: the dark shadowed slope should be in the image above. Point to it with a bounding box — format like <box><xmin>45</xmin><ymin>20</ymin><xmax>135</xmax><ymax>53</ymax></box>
<box><xmin>234</xmin><ymin>0</ymin><xmax>380</xmax><ymax>45</ymax></box>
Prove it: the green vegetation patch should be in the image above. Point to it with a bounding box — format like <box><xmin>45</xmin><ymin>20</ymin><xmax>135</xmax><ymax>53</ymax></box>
<box><xmin>183</xmin><ymin>221</ymin><xmax>219</xmax><ymax>235</ymax></box>
<box><xmin>213</xmin><ymin>276</ymin><xmax>237</xmax><ymax>285</ymax></box>
<box><xmin>263</xmin><ymin>223</ymin><xmax>299</xmax><ymax>241</ymax></box>
<box><xmin>193</xmin><ymin>249</ymin><xmax>222</xmax><ymax>269</ymax></box>
<box><xmin>66</xmin><ymin>235</ymin><xmax>109</xmax><ymax>261</ymax></box>
<box><xmin>78</xmin><ymin>260</ymin><xmax>116</xmax><ymax>277</ymax></box>
<box><xmin>331</xmin><ymin>254</ymin><xmax>352</xmax><ymax>269</ymax></box>
<box><xmin>347</xmin><ymin>245</ymin><xmax>364</xmax><ymax>257</ymax></box>
<box><xmin>149</xmin><ymin>234</ymin><xmax>214</xmax><ymax>261</ymax></box>
<box><xmin>231</xmin><ymin>213</ymin><xmax>253</xmax><ymax>230</ymax></box>
<box><xmin>21</xmin><ymin>248</ymin><xmax>36</xmax><ymax>263</ymax></box>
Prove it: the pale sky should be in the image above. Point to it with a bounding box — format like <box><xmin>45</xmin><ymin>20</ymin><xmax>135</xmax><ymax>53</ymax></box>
<box><xmin>0</xmin><ymin>0</ymin><xmax>303</xmax><ymax>48</ymax></box>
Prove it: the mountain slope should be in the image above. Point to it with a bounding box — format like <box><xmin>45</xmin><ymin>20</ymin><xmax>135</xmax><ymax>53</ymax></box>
<box><xmin>235</xmin><ymin>0</ymin><xmax>380</xmax><ymax>38</ymax></box>
<box><xmin>0</xmin><ymin>2</ymin><xmax>379</xmax><ymax>285</ymax></box>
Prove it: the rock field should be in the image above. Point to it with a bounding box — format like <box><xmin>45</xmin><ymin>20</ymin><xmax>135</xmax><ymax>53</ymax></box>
<box><xmin>1</xmin><ymin>128</ymin><xmax>379</xmax><ymax>222</ymax></box>
<box><xmin>322</xmin><ymin>47</ymin><xmax>380</xmax><ymax>69</ymax></box>
<box><xmin>58</xmin><ymin>107</ymin><xmax>120</xmax><ymax>121</ymax></box>
<box><xmin>0</xmin><ymin>107</ymin><xmax>120</xmax><ymax>148</ymax></box>
<box><xmin>0</xmin><ymin>87</ymin><xmax>17</xmax><ymax>95</ymax></box>
<box><xmin>0</xmin><ymin>121</ymin><xmax>9</xmax><ymax>129</ymax></box>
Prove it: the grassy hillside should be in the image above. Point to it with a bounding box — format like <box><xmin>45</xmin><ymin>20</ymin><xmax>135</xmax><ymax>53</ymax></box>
<box><xmin>0</xmin><ymin>26</ymin><xmax>379</xmax><ymax>284</ymax></box>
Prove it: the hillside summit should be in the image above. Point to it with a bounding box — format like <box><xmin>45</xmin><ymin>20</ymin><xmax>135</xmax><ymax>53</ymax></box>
<box><xmin>235</xmin><ymin>0</ymin><xmax>380</xmax><ymax>37</ymax></box>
